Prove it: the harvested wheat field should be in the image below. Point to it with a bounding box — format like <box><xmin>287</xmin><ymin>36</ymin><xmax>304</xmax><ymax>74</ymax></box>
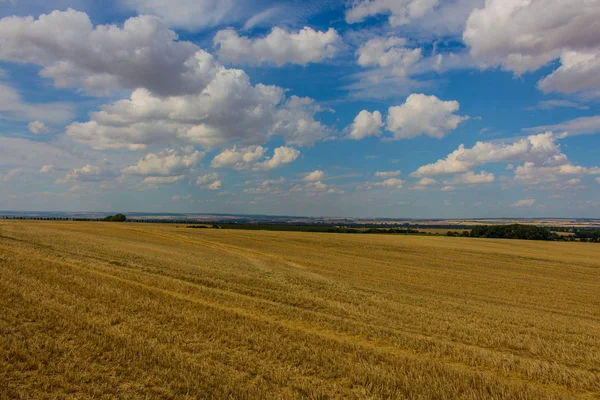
<box><xmin>1</xmin><ymin>221</ymin><xmax>599</xmax><ymax>399</ymax></box>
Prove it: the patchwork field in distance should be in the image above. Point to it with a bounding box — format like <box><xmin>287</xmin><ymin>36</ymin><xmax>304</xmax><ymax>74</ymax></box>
<box><xmin>1</xmin><ymin>221</ymin><xmax>599</xmax><ymax>399</ymax></box>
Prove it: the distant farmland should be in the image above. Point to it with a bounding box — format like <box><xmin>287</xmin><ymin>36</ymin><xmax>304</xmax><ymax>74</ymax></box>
<box><xmin>1</xmin><ymin>221</ymin><xmax>599</xmax><ymax>399</ymax></box>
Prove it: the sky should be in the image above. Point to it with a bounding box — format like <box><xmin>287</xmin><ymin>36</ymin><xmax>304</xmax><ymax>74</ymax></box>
<box><xmin>1</xmin><ymin>0</ymin><xmax>600</xmax><ymax>218</ymax></box>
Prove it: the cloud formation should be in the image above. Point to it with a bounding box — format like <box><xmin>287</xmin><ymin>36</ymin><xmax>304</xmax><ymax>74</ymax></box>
<box><xmin>356</xmin><ymin>36</ymin><xmax>422</xmax><ymax>75</ymax></box>
<box><xmin>346</xmin><ymin>0</ymin><xmax>440</xmax><ymax>26</ymax></box>
<box><xmin>303</xmin><ymin>170</ymin><xmax>326</xmax><ymax>182</ymax></box>
<box><xmin>348</xmin><ymin>110</ymin><xmax>383</xmax><ymax>140</ymax></box>
<box><xmin>464</xmin><ymin>0</ymin><xmax>600</xmax><ymax>97</ymax></box>
<box><xmin>27</xmin><ymin>121</ymin><xmax>49</xmax><ymax>135</ymax></box>
<box><xmin>58</xmin><ymin>164</ymin><xmax>116</xmax><ymax>184</ymax></box>
<box><xmin>386</xmin><ymin>94</ymin><xmax>467</xmax><ymax>139</ymax></box>
<box><xmin>215</xmin><ymin>27</ymin><xmax>342</xmax><ymax>66</ymax></box>
<box><xmin>211</xmin><ymin>146</ymin><xmax>299</xmax><ymax>171</ymax></box>
<box><xmin>122</xmin><ymin>148</ymin><xmax>203</xmax><ymax>176</ymax></box>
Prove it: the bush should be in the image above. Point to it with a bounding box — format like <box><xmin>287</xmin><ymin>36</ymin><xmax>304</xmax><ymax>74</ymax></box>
<box><xmin>103</xmin><ymin>213</ymin><xmax>127</xmax><ymax>222</ymax></box>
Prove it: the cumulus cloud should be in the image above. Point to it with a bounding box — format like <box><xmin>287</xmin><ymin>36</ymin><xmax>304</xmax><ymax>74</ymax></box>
<box><xmin>1</xmin><ymin>10</ymin><xmax>331</xmax><ymax>150</ymax></box>
<box><xmin>386</xmin><ymin>94</ymin><xmax>467</xmax><ymax>139</ymax></box>
<box><xmin>417</xmin><ymin>177</ymin><xmax>436</xmax><ymax>186</ymax></box>
<box><xmin>514</xmin><ymin>162</ymin><xmax>600</xmax><ymax>185</ymax></box>
<box><xmin>142</xmin><ymin>175</ymin><xmax>184</xmax><ymax>185</ymax></box>
<box><xmin>211</xmin><ymin>146</ymin><xmax>299</xmax><ymax>171</ymax></box>
<box><xmin>348</xmin><ymin>110</ymin><xmax>383</xmax><ymax>140</ymax></box>
<box><xmin>412</xmin><ymin>132</ymin><xmax>565</xmax><ymax>177</ymax></box>
<box><xmin>356</xmin><ymin>36</ymin><xmax>422</xmax><ymax>74</ymax></box>
<box><xmin>66</xmin><ymin>90</ymin><xmax>329</xmax><ymax>151</ymax></box>
<box><xmin>214</xmin><ymin>27</ymin><xmax>342</xmax><ymax>66</ymax></box>
<box><xmin>303</xmin><ymin>170</ymin><xmax>326</xmax><ymax>182</ymax></box>
<box><xmin>448</xmin><ymin>170</ymin><xmax>495</xmax><ymax>185</ymax></box>
<box><xmin>253</xmin><ymin>146</ymin><xmax>300</xmax><ymax>171</ymax></box>
<box><xmin>39</xmin><ymin>164</ymin><xmax>53</xmax><ymax>174</ymax></box>
<box><xmin>464</xmin><ymin>0</ymin><xmax>600</xmax><ymax>97</ymax></box>
<box><xmin>58</xmin><ymin>164</ymin><xmax>116</xmax><ymax>184</ymax></box>
<box><xmin>346</xmin><ymin>0</ymin><xmax>441</xmax><ymax>26</ymax></box>
<box><xmin>27</xmin><ymin>121</ymin><xmax>49</xmax><ymax>134</ymax></box>
<box><xmin>207</xmin><ymin>180</ymin><xmax>222</xmax><ymax>190</ymax></box>
<box><xmin>0</xmin><ymin>10</ymin><xmax>211</xmax><ymax>96</ymax></box>
<box><xmin>195</xmin><ymin>172</ymin><xmax>219</xmax><ymax>186</ymax></box>
<box><xmin>512</xmin><ymin>199</ymin><xmax>536</xmax><ymax>207</ymax></box>
<box><xmin>376</xmin><ymin>178</ymin><xmax>405</xmax><ymax>189</ymax></box>
<box><xmin>413</xmin><ymin>131</ymin><xmax>600</xmax><ymax>186</ymax></box>
<box><xmin>211</xmin><ymin>146</ymin><xmax>266</xmax><ymax>170</ymax></box>
<box><xmin>375</xmin><ymin>171</ymin><xmax>401</xmax><ymax>178</ymax></box>
<box><xmin>122</xmin><ymin>148</ymin><xmax>203</xmax><ymax>176</ymax></box>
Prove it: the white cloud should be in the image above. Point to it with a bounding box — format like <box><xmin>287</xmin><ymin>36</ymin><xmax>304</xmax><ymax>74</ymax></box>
<box><xmin>0</xmin><ymin>10</ymin><xmax>211</xmax><ymax>96</ymax></box>
<box><xmin>376</xmin><ymin>178</ymin><xmax>405</xmax><ymax>189</ymax></box>
<box><xmin>67</xmin><ymin>86</ymin><xmax>329</xmax><ymax>150</ymax></box>
<box><xmin>0</xmin><ymin>83</ymin><xmax>73</xmax><ymax>123</ymax></box>
<box><xmin>120</xmin><ymin>0</ymin><xmax>242</xmax><ymax>30</ymax></box>
<box><xmin>58</xmin><ymin>164</ymin><xmax>116</xmax><ymax>184</ymax></box>
<box><xmin>207</xmin><ymin>180</ymin><xmax>222</xmax><ymax>190</ymax></box>
<box><xmin>464</xmin><ymin>0</ymin><xmax>600</xmax><ymax>97</ymax></box>
<box><xmin>375</xmin><ymin>171</ymin><xmax>402</xmax><ymax>178</ymax></box>
<box><xmin>441</xmin><ymin>185</ymin><xmax>455</xmax><ymax>191</ymax></box>
<box><xmin>27</xmin><ymin>121</ymin><xmax>49</xmax><ymax>135</ymax></box>
<box><xmin>565</xmin><ymin>178</ymin><xmax>581</xmax><ymax>186</ymax></box>
<box><xmin>211</xmin><ymin>146</ymin><xmax>267</xmax><ymax>170</ymax></box>
<box><xmin>195</xmin><ymin>173</ymin><xmax>219</xmax><ymax>186</ymax></box>
<box><xmin>448</xmin><ymin>170</ymin><xmax>495</xmax><ymax>185</ymax></box>
<box><xmin>356</xmin><ymin>36</ymin><xmax>422</xmax><ymax>75</ymax></box>
<box><xmin>527</xmin><ymin>115</ymin><xmax>600</xmax><ymax>136</ymax></box>
<box><xmin>39</xmin><ymin>164</ymin><xmax>53</xmax><ymax>174</ymax></box>
<box><xmin>513</xmin><ymin>162</ymin><xmax>600</xmax><ymax>185</ymax></box>
<box><xmin>538</xmin><ymin>51</ymin><xmax>600</xmax><ymax>96</ymax></box>
<box><xmin>348</xmin><ymin>110</ymin><xmax>383</xmax><ymax>140</ymax></box>
<box><xmin>142</xmin><ymin>175</ymin><xmax>184</xmax><ymax>185</ymax></box>
<box><xmin>3</xmin><ymin>168</ymin><xmax>24</xmax><ymax>182</ymax></box>
<box><xmin>412</xmin><ymin>132</ymin><xmax>565</xmax><ymax>177</ymax></box>
<box><xmin>346</xmin><ymin>0</ymin><xmax>441</xmax><ymax>26</ymax></box>
<box><xmin>214</xmin><ymin>27</ymin><xmax>342</xmax><ymax>66</ymax></box>
<box><xmin>386</xmin><ymin>94</ymin><xmax>467</xmax><ymax>139</ymax></box>
<box><xmin>122</xmin><ymin>148</ymin><xmax>203</xmax><ymax>176</ymax></box>
<box><xmin>512</xmin><ymin>199</ymin><xmax>536</xmax><ymax>207</ymax></box>
<box><xmin>525</xmin><ymin>100</ymin><xmax>589</xmax><ymax>111</ymax></box>
<box><xmin>211</xmin><ymin>146</ymin><xmax>299</xmax><ymax>171</ymax></box>
<box><xmin>253</xmin><ymin>146</ymin><xmax>300</xmax><ymax>171</ymax></box>
<box><xmin>303</xmin><ymin>170</ymin><xmax>326</xmax><ymax>182</ymax></box>
<box><xmin>417</xmin><ymin>177</ymin><xmax>436</xmax><ymax>186</ymax></box>
<box><xmin>306</xmin><ymin>181</ymin><xmax>328</xmax><ymax>191</ymax></box>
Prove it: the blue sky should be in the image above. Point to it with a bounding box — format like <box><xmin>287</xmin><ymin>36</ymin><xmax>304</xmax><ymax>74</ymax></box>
<box><xmin>1</xmin><ymin>0</ymin><xmax>600</xmax><ymax>218</ymax></box>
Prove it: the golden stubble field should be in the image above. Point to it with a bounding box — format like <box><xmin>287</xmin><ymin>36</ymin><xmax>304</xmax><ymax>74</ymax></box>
<box><xmin>1</xmin><ymin>221</ymin><xmax>599</xmax><ymax>399</ymax></box>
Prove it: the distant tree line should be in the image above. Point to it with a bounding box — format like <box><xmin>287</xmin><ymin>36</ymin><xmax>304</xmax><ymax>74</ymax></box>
<box><xmin>447</xmin><ymin>224</ymin><xmax>600</xmax><ymax>242</ymax></box>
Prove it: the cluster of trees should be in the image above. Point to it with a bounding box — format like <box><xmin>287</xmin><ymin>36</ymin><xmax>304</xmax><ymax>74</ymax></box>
<box><xmin>446</xmin><ymin>224</ymin><xmax>600</xmax><ymax>242</ymax></box>
<box><xmin>468</xmin><ymin>224</ymin><xmax>558</xmax><ymax>240</ymax></box>
<box><xmin>103</xmin><ymin>214</ymin><xmax>127</xmax><ymax>222</ymax></box>
<box><xmin>574</xmin><ymin>230</ymin><xmax>600</xmax><ymax>242</ymax></box>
